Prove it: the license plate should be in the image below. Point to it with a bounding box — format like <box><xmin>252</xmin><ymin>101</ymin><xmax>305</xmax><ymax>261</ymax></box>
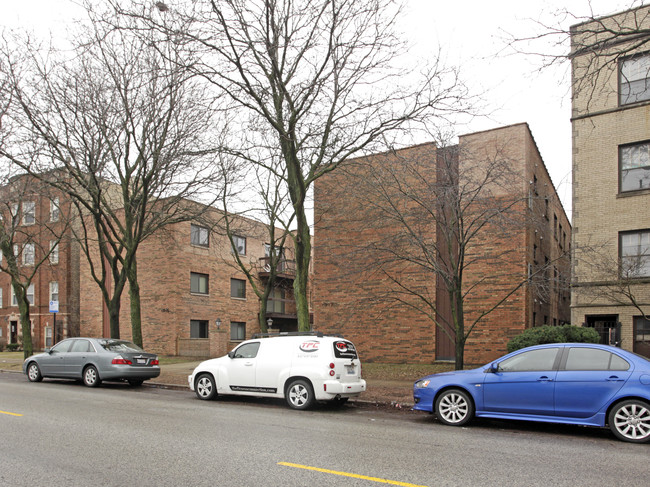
<box><xmin>346</xmin><ymin>366</ymin><xmax>355</xmax><ymax>375</ymax></box>
<box><xmin>136</xmin><ymin>358</ymin><xmax>147</xmax><ymax>365</ymax></box>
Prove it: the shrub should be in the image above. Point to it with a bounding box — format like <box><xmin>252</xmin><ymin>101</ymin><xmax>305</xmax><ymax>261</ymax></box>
<box><xmin>507</xmin><ymin>325</ymin><xmax>600</xmax><ymax>353</ymax></box>
<box><xmin>6</xmin><ymin>343</ymin><xmax>20</xmax><ymax>352</ymax></box>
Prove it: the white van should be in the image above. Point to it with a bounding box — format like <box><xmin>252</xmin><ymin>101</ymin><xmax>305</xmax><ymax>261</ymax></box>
<box><xmin>188</xmin><ymin>332</ymin><xmax>366</xmax><ymax>409</ymax></box>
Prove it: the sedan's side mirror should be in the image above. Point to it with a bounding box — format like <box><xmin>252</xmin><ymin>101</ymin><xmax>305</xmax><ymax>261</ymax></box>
<box><xmin>45</xmin><ymin>348</ymin><xmax>52</xmax><ymax>354</ymax></box>
<box><xmin>228</xmin><ymin>351</ymin><xmax>235</xmax><ymax>359</ymax></box>
<box><xmin>487</xmin><ymin>362</ymin><xmax>500</xmax><ymax>373</ymax></box>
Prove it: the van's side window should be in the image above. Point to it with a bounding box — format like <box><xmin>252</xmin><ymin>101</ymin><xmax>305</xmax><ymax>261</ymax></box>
<box><xmin>233</xmin><ymin>342</ymin><xmax>260</xmax><ymax>359</ymax></box>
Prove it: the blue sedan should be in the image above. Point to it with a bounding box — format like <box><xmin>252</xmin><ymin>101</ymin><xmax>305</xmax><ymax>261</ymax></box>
<box><xmin>413</xmin><ymin>343</ymin><xmax>650</xmax><ymax>443</ymax></box>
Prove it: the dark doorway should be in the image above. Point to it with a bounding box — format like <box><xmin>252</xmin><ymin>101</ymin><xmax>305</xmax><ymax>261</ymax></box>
<box><xmin>9</xmin><ymin>320</ymin><xmax>18</xmax><ymax>345</ymax></box>
<box><xmin>585</xmin><ymin>315</ymin><xmax>620</xmax><ymax>346</ymax></box>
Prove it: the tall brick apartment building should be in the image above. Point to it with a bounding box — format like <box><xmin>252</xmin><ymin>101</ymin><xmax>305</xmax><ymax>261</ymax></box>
<box><xmin>313</xmin><ymin>123</ymin><xmax>571</xmax><ymax>365</ymax></box>
<box><xmin>571</xmin><ymin>6</ymin><xmax>650</xmax><ymax>358</ymax></box>
<box><xmin>1</xmin><ymin>175</ymin><xmax>298</xmax><ymax>356</ymax></box>
<box><xmin>0</xmin><ymin>176</ymin><xmax>79</xmax><ymax>349</ymax></box>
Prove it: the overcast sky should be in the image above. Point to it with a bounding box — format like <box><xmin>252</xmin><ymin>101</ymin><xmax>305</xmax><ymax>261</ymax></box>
<box><xmin>2</xmin><ymin>0</ymin><xmax>646</xmax><ymax>217</ymax></box>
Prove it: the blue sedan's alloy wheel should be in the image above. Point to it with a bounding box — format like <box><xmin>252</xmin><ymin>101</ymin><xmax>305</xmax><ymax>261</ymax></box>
<box><xmin>435</xmin><ymin>389</ymin><xmax>474</xmax><ymax>426</ymax></box>
<box><xmin>608</xmin><ymin>400</ymin><xmax>650</xmax><ymax>443</ymax></box>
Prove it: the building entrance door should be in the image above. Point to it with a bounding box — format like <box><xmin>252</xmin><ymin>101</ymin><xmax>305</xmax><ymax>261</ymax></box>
<box><xmin>585</xmin><ymin>315</ymin><xmax>620</xmax><ymax>346</ymax></box>
<box><xmin>10</xmin><ymin>321</ymin><xmax>18</xmax><ymax>344</ymax></box>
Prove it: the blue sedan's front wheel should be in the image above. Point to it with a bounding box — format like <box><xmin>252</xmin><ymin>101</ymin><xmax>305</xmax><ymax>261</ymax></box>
<box><xmin>608</xmin><ymin>400</ymin><xmax>650</xmax><ymax>443</ymax></box>
<box><xmin>435</xmin><ymin>389</ymin><xmax>474</xmax><ymax>426</ymax></box>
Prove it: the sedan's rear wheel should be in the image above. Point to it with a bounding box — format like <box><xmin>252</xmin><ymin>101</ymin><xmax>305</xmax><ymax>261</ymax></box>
<box><xmin>195</xmin><ymin>373</ymin><xmax>217</xmax><ymax>400</ymax></box>
<box><xmin>608</xmin><ymin>400</ymin><xmax>650</xmax><ymax>443</ymax></box>
<box><xmin>27</xmin><ymin>362</ymin><xmax>43</xmax><ymax>382</ymax></box>
<box><xmin>286</xmin><ymin>379</ymin><xmax>314</xmax><ymax>410</ymax></box>
<box><xmin>83</xmin><ymin>365</ymin><xmax>102</xmax><ymax>388</ymax></box>
<box><xmin>435</xmin><ymin>389</ymin><xmax>474</xmax><ymax>426</ymax></box>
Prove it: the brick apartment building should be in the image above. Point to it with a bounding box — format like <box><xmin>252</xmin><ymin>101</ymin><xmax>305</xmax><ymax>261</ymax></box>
<box><xmin>78</xmin><ymin>206</ymin><xmax>299</xmax><ymax>357</ymax></box>
<box><xmin>0</xmin><ymin>176</ymin><xmax>79</xmax><ymax>349</ymax></box>
<box><xmin>570</xmin><ymin>6</ymin><xmax>650</xmax><ymax>358</ymax></box>
<box><xmin>313</xmin><ymin>123</ymin><xmax>571</xmax><ymax>365</ymax></box>
<box><xmin>1</xmin><ymin>176</ymin><xmax>298</xmax><ymax>356</ymax></box>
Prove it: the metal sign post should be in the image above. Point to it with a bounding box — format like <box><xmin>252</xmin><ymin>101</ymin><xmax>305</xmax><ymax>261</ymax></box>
<box><xmin>49</xmin><ymin>301</ymin><xmax>59</xmax><ymax>344</ymax></box>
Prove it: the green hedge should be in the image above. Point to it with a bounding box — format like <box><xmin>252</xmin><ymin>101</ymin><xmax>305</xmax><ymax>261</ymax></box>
<box><xmin>507</xmin><ymin>325</ymin><xmax>600</xmax><ymax>353</ymax></box>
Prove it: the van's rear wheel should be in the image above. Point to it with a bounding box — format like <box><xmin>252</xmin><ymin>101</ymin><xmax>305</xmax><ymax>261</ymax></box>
<box><xmin>286</xmin><ymin>379</ymin><xmax>314</xmax><ymax>410</ymax></box>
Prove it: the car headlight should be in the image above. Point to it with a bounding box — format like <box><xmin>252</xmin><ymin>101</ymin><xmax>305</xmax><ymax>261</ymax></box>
<box><xmin>415</xmin><ymin>379</ymin><xmax>431</xmax><ymax>388</ymax></box>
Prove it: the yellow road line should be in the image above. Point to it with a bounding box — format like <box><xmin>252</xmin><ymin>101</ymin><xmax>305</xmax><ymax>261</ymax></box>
<box><xmin>278</xmin><ymin>462</ymin><xmax>429</xmax><ymax>487</ymax></box>
<box><xmin>0</xmin><ymin>410</ymin><xmax>23</xmax><ymax>417</ymax></box>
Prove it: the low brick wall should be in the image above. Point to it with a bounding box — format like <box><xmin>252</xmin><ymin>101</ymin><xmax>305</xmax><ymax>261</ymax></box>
<box><xmin>176</xmin><ymin>338</ymin><xmax>210</xmax><ymax>357</ymax></box>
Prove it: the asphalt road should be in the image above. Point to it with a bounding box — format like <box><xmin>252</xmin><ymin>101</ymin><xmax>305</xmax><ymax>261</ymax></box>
<box><xmin>1</xmin><ymin>373</ymin><xmax>647</xmax><ymax>487</ymax></box>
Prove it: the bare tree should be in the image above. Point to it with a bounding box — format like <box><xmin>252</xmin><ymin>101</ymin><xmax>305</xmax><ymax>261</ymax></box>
<box><xmin>574</xmin><ymin>238</ymin><xmax>650</xmax><ymax>321</ymax></box>
<box><xmin>0</xmin><ymin>3</ymin><xmax>222</xmax><ymax>346</ymax></box>
<box><xmin>120</xmin><ymin>0</ymin><xmax>471</xmax><ymax>332</ymax></box>
<box><xmin>317</xmin><ymin>135</ymin><xmax>565</xmax><ymax>369</ymax></box>
<box><xmin>507</xmin><ymin>1</ymin><xmax>650</xmax><ymax>111</ymax></box>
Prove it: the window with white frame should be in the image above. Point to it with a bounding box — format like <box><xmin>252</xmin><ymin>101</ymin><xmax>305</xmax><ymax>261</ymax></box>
<box><xmin>0</xmin><ymin>288</ymin><xmax>3</xmax><ymax>308</ymax></box>
<box><xmin>620</xmin><ymin>230</ymin><xmax>650</xmax><ymax>278</ymax></box>
<box><xmin>49</xmin><ymin>241</ymin><xmax>59</xmax><ymax>264</ymax></box>
<box><xmin>620</xmin><ymin>53</ymin><xmax>650</xmax><ymax>105</ymax></box>
<box><xmin>232</xmin><ymin>235</ymin><xmax>246</xmax><ymax>255</ymax></box>
<box><xmin>50</xmin><ymin>281</ymin><xmax>59</xmax><ymax>302</ymax></box>
<box><xmin>12</xmin><ymin>284</ymin><xmax>35</xmax><ymax>306</ymax></box>
<box><xmin>620</xmin><ymin>141</ymin><xmax>650</xmax><ymax>192</ymax></box>
<box><xmin>50</xmin><ymin>197</ymin><xmax>60</xmax><ymax>222</ymax></box>
<box><xmin>23</xmin><ymin>243</ymin><xmax>35</xmax><ymax>266</ymax></box>
<box><xmin>22</xmin><ymin>201</ymin><xmax>35</xmax><ymax>225</ymax></box>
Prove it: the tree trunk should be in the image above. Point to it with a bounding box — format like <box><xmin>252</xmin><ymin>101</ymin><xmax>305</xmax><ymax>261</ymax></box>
<box><xmin>293</xmin><ymin>210</ymin><xmax>312</xmax><ymax>332</ymax></box>
<box><xmin>452</xmin><ymin>289</ymin><xmax>465</xmax><ymax>370</ymax></box>
<box><xmin>128</xmin><ymin>259</ymin><xmax>143</xmax><ymax>347</ymax></box>
<box><xmin>13</xmin><ymin>281</ymin><xmax>34</xmax><ymax>359</ymax></box>
<box><xmin>108</xmin><ymin>297</ymin><xmax>121</xmax><ymax>339</ymax></box>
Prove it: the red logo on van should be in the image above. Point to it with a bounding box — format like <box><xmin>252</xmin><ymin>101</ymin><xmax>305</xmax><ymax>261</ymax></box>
<box><xmin>335</xmin><ymin>342</ymin><xmax>348</xmax><ymax>353</ymax></box>
<box><xmin>299</xmin><ymin>340</ymin><xmax>320</xmax><ymax>353</ymax></box>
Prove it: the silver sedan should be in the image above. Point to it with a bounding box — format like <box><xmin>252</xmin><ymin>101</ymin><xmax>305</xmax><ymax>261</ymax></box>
<box><xmin>23</xmin><ymin>337</ymin><xmax>160</xmax><ymax>387</ymax></box>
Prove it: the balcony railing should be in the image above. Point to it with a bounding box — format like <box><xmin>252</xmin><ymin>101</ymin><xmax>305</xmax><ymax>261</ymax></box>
<box><xmin>258</xmin><ymin>257</ymin><xmax>296</xmax><ymax>277</ymax></box>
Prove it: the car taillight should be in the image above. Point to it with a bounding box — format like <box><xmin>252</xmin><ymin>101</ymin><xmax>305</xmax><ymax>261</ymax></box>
<box><xmin>111</xmin><ymin>356</ymin><xmax>132</xmax><ymax>365</ymax></box>
<box><xmin>329</xmin><ymin>370</ymin><xmax>335</xmax><ymax>376</ymax></box>
<box><xmin>151</xmin><ymin>359</ymin><xmax>159</xmax><ymax>366</ymax></box>
<box><xmin>329</xmin><ymin>363</ymin><xmax>335</xmax><ymax>369</ymax></box>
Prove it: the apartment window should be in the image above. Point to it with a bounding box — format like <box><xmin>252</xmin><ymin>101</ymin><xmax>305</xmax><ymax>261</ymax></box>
<box><xmin>22</xmin><ymin>201</ymin><xmax>35</xmax><ymax>225</ymax></box>
<box><xmin>190</xmin><ymin>224</ymin><xmax>209</xmax><ymax>247</ymax></box>
<box><xmin>190</xmin><ymin>319</ymin><xmax>209</xmax><ymax>339</ymax></box>
<box><xmin>620</xmin><ymin>141</ymin><xmax>650</xmax><ymax>192</ymax></box>
<box><xmin>620</xmin><ymin>230</ymin><xmax>650</xmax><ymax>278</ymax></box>
<box><xmin>50</xmin><ymin>198</ymin><xmax>60</xmax><ymax>222</ymax></box>
<box><xmin>49</xmin><ymin>282</ymin><xmax>59</xmax><ymax>302</ymax></box>
<box><xmin>23</xmin><ymin>243</ymin><xmax>35</xmax><ymax>266</ymax></box>
<box><xmin>554</xmin><ymin>214</ymin><xmax>558</xmax><ymax>239</ymax></box>
<box><xmin>50</xmin><ymin>241</ymin><xmax>59</xmax><ymax>264</ymax></box>
<box><xmin>230</xmin><ymin>321</ymin><xmax>246</xmax><ymax>341</ymax></box>
<box><xmin>232</xmin><ymin>235</ymin><xmax>246</xmax><ymax>255</ymax></box>
<box><xmin>13</xmin><ymin>284</ymin><xmax>35</xmax><ymax>306</ymax></box>
<box><xmin>190</xmin><ymin>272</ymin><xmax>209</xmax><ymax>294</ymax></box>
<box><xmin>620</xmin><ymin>53</ymin><xmax>650</xmax><ymax>105</ymax></box>
<box><xmin>230</xmin><ymin>278</ymin><xmax>246</xmax><ymax>299</ymax></box>
<box><xmin>559</xmin><ymin>224</ymin><xmax>564</xmax><ymax>248</ymax></box>
<box><xmin>544</xmin><ymin>198</ymin><xmax>549</xmax><ymax>220</ymax></box>
<box><xmin>0</xmin><ymin>288</ymin><xmax>3</xmax><ymax>308</ymax></box>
